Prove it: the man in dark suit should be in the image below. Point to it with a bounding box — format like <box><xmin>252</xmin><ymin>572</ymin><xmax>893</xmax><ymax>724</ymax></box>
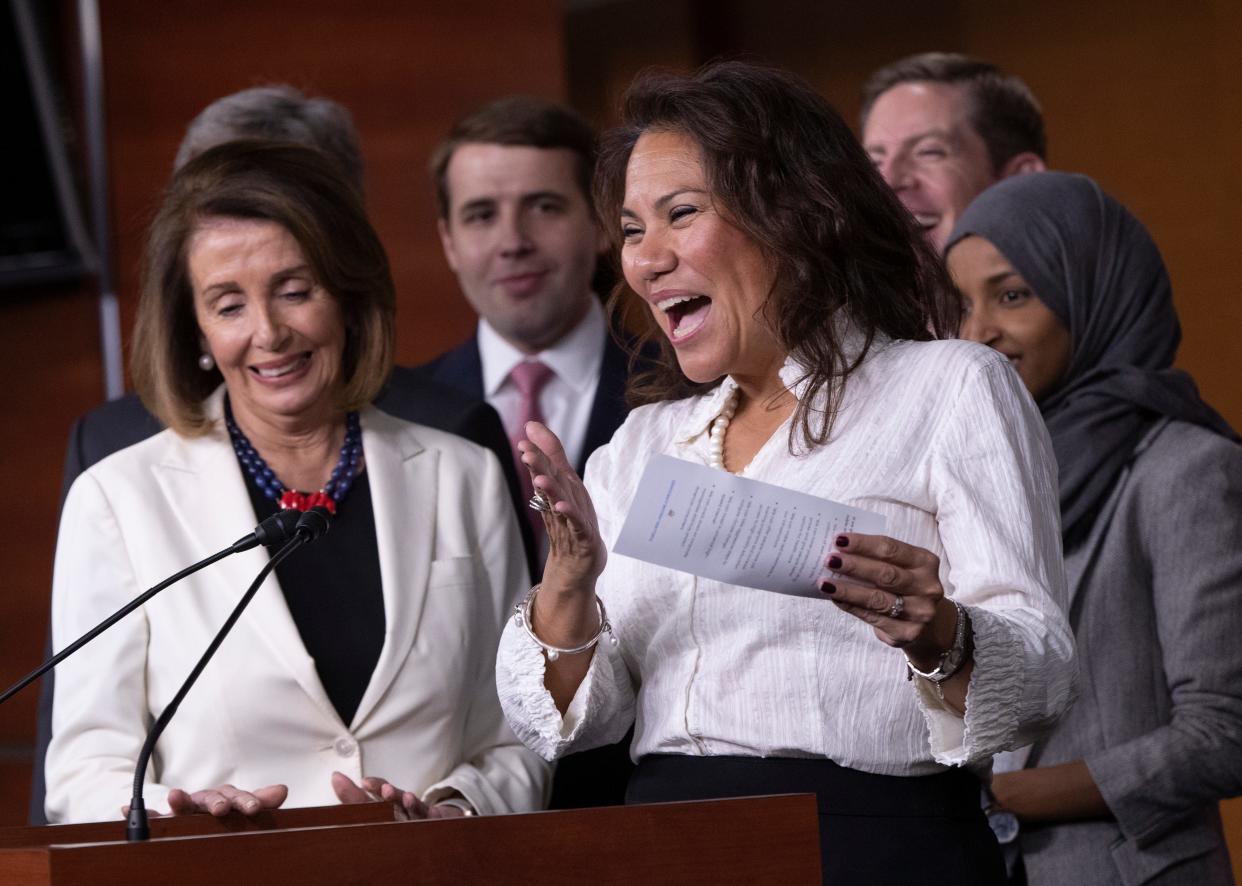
<box><xmin>422</xmin><ymin>96</ymin><xmax>634</xmax><ymax>481</ymax></box>
<box><xmin>32</xmin><ymin>85</ymin><xmax>531</xmax><ymax>824</ymax></box>
<box><xmin>420</xmin><ymin>96</ymin><xmax>637</xmax><ymax>809</ymax></box>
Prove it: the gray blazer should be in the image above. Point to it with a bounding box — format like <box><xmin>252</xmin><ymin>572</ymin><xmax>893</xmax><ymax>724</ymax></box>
<box><xmin>1018</xmin><ymin>420</ymin><xmax>1242</xmax><ymax>886</ymax></box>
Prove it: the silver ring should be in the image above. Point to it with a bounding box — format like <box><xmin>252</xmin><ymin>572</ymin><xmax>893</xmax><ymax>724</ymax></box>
<box><xmin>886</xmin><ymin>596</ymin><xmax>905</xmax><ymax>619</ymax></box>
<box><xmin>528</xmin><ymin>492</ymin><xmax>552</xmax><ymax>513</ymax></box>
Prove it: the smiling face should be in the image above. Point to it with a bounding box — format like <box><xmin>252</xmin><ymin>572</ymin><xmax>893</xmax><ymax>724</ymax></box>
<box><xmin>437</xmin><ymin>143</ymin><xmax>605</xmax><ymax>354</ymax></box>
<box><xmin>863</xmin><ymin>82</ymin><xmax>999</xmax><ymax>252</ymax></box>
<box><xmin>619</xmin><ymin>129</ymin><xmax>784</xmax><ymax>388</ymax></box>
<box><xmin>949</xmin><ymin>235</ymin><xmax>1072</xmax><ymax>402</ymax></box>
<box><xmin>189</xmin><ymin>217</ymin><xmax>347</xmax><ymax>429</ymax></box>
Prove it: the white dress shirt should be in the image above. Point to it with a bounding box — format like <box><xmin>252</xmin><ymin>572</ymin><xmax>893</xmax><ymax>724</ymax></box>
<box><xmin>497</xmin><ymin>336</ymin><xmax>1076</xmax><ymax>776</ymax></box>
<box><xmin>478</xmin><ymin>296</ymin><xmax>605</xmax><ymax>472</ymax></box>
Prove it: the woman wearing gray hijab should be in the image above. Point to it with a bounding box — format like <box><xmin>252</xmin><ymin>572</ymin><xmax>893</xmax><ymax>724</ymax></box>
<box><xmin>945</xmin><ymin>171</ymin><xmax>1242</xmax><ymax>886</ymax></box>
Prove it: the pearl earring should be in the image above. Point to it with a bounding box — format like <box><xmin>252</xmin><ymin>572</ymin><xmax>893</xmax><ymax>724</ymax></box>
<box><xmin>198</xmin><ymin>353</ymin><xmax>216</xmax><ymax>371</ymax></box>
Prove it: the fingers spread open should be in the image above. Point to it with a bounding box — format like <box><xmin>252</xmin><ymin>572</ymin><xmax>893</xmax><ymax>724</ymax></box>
<box><xmin>193</xmin><ymin>788</ymin><xmax>231</xmax><ymax>817</ymax></box>
<box><xmin>163</xmin><ymin>788</ymin><xmax>197</xmax><ymax>816</ymax></box>
<box><xmin>524</xmin><ymin>421</ymin><xmax>573</xmax><ymax>472</ymax></box>
<box><xmin>252</xmin><ymin>784</ymin><xmax>288</xmax><ymax>810</ymax></box>
<box><xmin>330</xmin><ymin>771</ymin><xmax>370</xmax><ymax>804</ymax></box>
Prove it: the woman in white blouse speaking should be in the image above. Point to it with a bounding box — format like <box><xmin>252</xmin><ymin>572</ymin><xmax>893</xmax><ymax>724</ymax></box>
<box><xmin>497</xmin><ymin>61</ymin><xmax>1074</xmax><ymax>885</ymax></box>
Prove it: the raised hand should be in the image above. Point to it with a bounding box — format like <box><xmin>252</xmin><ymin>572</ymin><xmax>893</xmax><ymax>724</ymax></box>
<box><xmin>519</xmin><ymin>421</ymin><xmax>606</xmax><ymax>590</ymax></box>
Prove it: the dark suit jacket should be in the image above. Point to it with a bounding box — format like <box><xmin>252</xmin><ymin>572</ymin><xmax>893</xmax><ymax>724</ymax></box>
<box><xmin>417</xmin><ymin>327</ymin><xmax>643</xmax><ymax>811</ymax></box>
<box><xmin>30</xmin><ymin>365</ymin><xmax>533</xmax><ymax>824</ymax></box>
<box><xmin>417</xmin><ymin>329</ymin><xmax>634</xmax><ymax>478</ymax></box>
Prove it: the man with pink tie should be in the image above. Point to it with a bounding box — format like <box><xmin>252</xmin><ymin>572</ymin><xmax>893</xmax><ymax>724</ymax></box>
<box><xmin>416</xmin><ymin>96</ymin><xmax>638</xmax><ymax>810</ymax></box>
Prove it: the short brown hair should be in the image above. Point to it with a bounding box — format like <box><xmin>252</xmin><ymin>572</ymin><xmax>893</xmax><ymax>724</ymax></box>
<box><xmin>860</xmin><ymin>52</ymin><xmax>1046</xmax><ymax>172</ymax></box>
<box><xmin>596</xmin><ymin>61</ymin><xmax>956</xmax><ymax>449</ymax></box>
<box><xmin>132</xmin><ymin>141</ymin><xmax>395</xmax><ymax>436</ymax></box>
<box><xmin>429</xmin><ymin>96</ymin><xmax>597</xmax><ymax>218</ymax></box>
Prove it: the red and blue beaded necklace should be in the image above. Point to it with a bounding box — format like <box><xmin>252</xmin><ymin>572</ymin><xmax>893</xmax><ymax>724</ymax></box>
<box><xmin>224</xmin><ymin>398</ymin><xmax>362</xmax><ymax>515</ymax></box>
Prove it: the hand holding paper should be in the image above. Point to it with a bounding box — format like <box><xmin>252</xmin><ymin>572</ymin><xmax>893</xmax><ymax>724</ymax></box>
<box><xmin>612</xmin><ymin>455</ymin><xmax>886</xmax><ymax>598</ymax></box>
<box><xmin>613</xmin><ymin>456</ymin><xmax>964</xmax><ymax>692</ymax></box>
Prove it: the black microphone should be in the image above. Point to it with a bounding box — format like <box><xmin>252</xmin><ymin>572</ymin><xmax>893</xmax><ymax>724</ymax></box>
<box><xmin>294</xmin><ymin>505</ymin><xmax>332</xmax><ymax>542</ymax></box>
<box><xmin>0</xmin><ymin>510</ymin><xmax>304</xmax><ymax>708</ymax></box>
<box><xmin>231</xmin><ymin>509</ymin><xmax>303</xmax><ymax>552</ymax></box>
<box><xmin>126</xmin><ymin>506</ymin><xmax>332</xmax><ymax>842</ymax></box>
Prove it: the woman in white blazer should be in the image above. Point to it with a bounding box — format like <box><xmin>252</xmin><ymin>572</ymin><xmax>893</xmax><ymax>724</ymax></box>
<box><xmin>45</xmin><ymin>141</ymin><xmax>549</xmax><ymax>823</ymax></box>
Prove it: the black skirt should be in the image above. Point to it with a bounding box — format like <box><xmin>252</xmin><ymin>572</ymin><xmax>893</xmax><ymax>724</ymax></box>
<box><xmin>626</xmin><ymin>754</ymin><xmax>1005</xmax><ymax>886</ymax></box>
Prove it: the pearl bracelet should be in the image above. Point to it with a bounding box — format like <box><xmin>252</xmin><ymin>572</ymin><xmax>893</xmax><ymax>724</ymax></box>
<box><xmin>513</xmin><ymin>584</ymin><xmax>617</xmax><ymax>661</ymax></box>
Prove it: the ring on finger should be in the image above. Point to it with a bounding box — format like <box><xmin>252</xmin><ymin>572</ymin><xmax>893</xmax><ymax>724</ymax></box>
<box><xmin>528</xmin><ymin>492</ymin><xmax>553</xmax><ymax>513</ymax></box>
<box><xmin>886</xmin><ymin>595</ymin><xmax>905</xmax><ymax>619</ymax></box>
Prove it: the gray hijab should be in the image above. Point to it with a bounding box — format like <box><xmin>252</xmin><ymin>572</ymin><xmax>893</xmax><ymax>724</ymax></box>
<box><xmin>946</xmin><ymin>171</ymin><xmax>1237</xmax><ymax>543</ymax></box>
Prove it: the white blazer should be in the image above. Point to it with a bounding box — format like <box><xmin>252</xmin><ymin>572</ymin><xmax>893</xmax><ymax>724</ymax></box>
<box><xmin>46</xmin><ymin>392</ymin><xmax>549</xmax><ymax>822</ymax></box>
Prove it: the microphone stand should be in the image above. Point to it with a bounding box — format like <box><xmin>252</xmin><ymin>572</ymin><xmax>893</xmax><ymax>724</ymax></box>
<box><xmin>0</xmin><ymin>510</ymin><xmax>301</xmax><ymax>708</ymax></box>
<box><xmin>126</xmin><ymin>507</ymin><xmax>330</xmax><ymax>842</ymax></box>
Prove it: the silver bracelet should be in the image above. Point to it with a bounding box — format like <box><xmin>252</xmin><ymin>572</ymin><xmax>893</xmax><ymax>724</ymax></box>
<box><xmin>513</xmin><ymin>584</ymin><xmax>616</xmax><ymax>661</ymax></box>
<box><xmin>905</xmin><ymin>598</ymin><xmax>970</xmax><ymax>685</ymax></box>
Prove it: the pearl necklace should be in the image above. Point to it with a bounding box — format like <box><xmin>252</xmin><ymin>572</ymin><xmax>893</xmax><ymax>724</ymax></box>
<box><xmin>707</xmin><ymin>386</ymin><xmax>740</xmax><ymax>471</ymax></box>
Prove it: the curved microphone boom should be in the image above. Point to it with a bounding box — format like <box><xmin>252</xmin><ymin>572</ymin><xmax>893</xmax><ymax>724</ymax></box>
<box><xmin>126</xmin><ymin>506</ymin><xmax>332</xmax><ymax>841</ymax></box>
<box><xmin>0</xmin><ymin>510</ymin><xmax>303</xmax><ymax>708</ymax></box>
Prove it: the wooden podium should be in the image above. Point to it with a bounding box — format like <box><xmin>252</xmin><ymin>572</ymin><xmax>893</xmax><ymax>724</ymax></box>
<box><xmin>0</xmin><ymin>794</ymin><xmax>820</xmax><ymax>884</ymax></box>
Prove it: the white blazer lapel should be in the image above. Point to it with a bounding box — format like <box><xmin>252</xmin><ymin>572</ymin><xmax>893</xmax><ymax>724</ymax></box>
<box><xmin>349</xmin><ymin>408</ymin><xmax>435</xmax><ymax>729</ymax></box>
<box><xmin>150</xmin><ymin>399</ymin><xmax>340</xmax><ymax>726</ymax></box>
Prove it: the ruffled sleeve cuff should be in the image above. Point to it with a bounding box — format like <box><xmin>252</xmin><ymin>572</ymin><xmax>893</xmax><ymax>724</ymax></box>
<box><xmin>495</xmin><ymin>616</ymin><xmax>633</xmax><ymax>762</ymax></box>
<box><xmin>913</xmin><ymin>604</ymin><xmax>1025</xmax><ymax>767</ymax></box>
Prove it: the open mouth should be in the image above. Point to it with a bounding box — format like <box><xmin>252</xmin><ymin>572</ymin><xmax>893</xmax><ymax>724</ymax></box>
<box><xmin>912</xmin><ymin>214</ymin><xmax>940</xmax><ymax>231</ymax></box>
<box><xmin>658</xmin><ymin>293</ymin><xmax>712</xmax><ymax>341</ymax></box>
<box><xmin>251</xmin><ymin>353</ymin><xmax>310</xmax><ymax>380</ymax></box>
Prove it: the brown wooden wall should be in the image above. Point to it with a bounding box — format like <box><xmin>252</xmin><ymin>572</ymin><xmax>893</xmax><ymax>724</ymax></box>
<box><xmin>570</xmin><ymin>0</ymin><xmax>1242</xmax><ymax>431</ymax></box>
<box><xmin>2</xmin><ymin>0</ymin><xmax>1238</xmax><ymax>870</ymax></box>
<box><xmin>0</xmin><ymin>0</ymin><xmax>565</xmax><ymax>824</ymax></box>
<box><xmin>568</xmin><ymin>0</ymin><xmax>1241</xmax><ymax>875</ymax></box>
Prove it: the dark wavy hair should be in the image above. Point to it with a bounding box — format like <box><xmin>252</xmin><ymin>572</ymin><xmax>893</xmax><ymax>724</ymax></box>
<box><xmin>132</xmin><ymin>141</ymin><xmax>395</xmax><ymax>436</ymax></box>
<box><xmin>595</xmin><ymin>61</ymin><xmax>958</xmax><ymax>448</ymax></box>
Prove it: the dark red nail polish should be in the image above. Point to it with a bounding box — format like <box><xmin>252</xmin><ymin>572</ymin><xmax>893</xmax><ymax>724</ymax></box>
<box><xmin>828</xmin><ymin>555</ymin><xmax>842</xmax><ymax>570</ymax></box>
<box><xmin>836</xmin><ymin>535</ymin><xmax>849</xmax><ymax>548</ymax></box>
<box><xmin>820</xmin><ymin>581</ymin><xmax>837</xmax><ymax>595</ymax></box>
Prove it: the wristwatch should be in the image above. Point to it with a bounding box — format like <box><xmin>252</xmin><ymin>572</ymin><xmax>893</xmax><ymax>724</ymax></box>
<box><xmin>905</xmin><ymin>599</ymin><xmax>970</xmax><ymax>684</ymax></box>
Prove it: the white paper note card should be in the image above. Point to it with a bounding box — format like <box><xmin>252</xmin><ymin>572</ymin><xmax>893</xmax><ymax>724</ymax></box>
<box><xmin>612</xmin><ymin>454</ymin><xmax>886</xmax><ymax>598</ymax></box>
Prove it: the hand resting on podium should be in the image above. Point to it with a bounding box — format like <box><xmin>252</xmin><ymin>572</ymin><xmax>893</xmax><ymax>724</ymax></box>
<box><xmin>331</xmin><ymin>772</ymin><xmax>469</xmax><ymax>820</ymax></box>
<box><xmin>122</xmin><ymin>783</ymin><xmax>287</xmax><ymax>818</ymax></box>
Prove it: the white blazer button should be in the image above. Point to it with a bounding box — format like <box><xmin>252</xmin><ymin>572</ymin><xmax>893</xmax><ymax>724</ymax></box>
<box><xmin>334</xmin><ymin>737</ymin><xmax>357</xmax><ymax>757</ymax></box>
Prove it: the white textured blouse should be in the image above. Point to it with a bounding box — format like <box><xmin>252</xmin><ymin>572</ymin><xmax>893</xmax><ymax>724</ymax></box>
<box><xmin>497</xmin><ymin>337</ymin><xmax>1076</xmax><ymax>775</ymax></box>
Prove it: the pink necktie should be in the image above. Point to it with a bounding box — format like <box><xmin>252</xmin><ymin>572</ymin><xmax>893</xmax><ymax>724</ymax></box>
<box><xmin>508</xmin><ymin>360</ymin><xmax>555</xmax><ymax>545</ymax></box>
